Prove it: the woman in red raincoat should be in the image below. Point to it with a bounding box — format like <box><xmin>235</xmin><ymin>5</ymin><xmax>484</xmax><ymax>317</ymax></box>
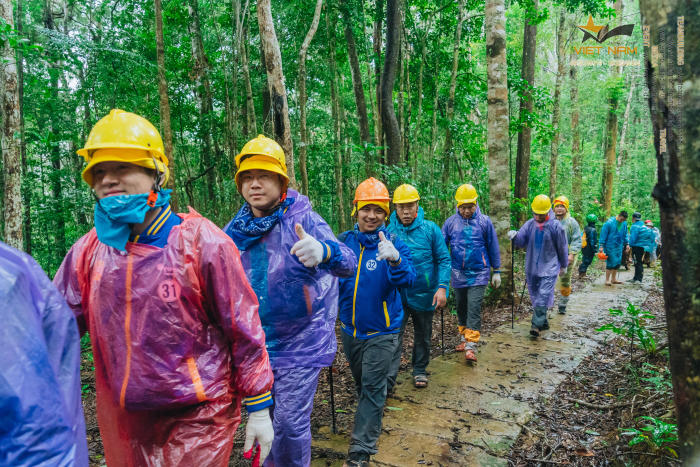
<box><xmin>54</xmin><ymin>110</ymin><xmax>274</xmax><ymax>466</ymax></box>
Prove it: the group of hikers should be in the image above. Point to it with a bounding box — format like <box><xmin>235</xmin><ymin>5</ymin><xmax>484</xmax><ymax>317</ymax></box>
<box><xmin>1</xmin><ymin>110</ymin><xmax>660</xmax><ymax>467</ymax></box>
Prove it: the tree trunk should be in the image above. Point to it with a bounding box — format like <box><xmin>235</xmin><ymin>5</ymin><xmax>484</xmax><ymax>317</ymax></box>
<box><xmin>1</xmin><ymin>0</ymin><xmax>23</xmax><ymax>249</ymax></box>
<box><xmin>237</xmin><ymin>1</ymin><xmax>256</xmax><ymax>138</ymax></box>
<box><xmin>341</xmin><ymin>0</ymin><xmax>371</xmax><ymax>177</ymax></box>
<box><xmin>16</xmin><ymin>0</ymin><xmax>30</xmax><ymax>253</ymax></box>
<box><xmin>381</xmin><ymin>0</ymin><xmax>401</xmax><ymax>166</ymax></box>
<box><xmin>569</xmin><ymin>51</ymin><xmax>583</xmax><ymax>221</ymax></box>
<box><xmin>617</xmin><ymin>80</ymin><xmax>635</xmax><ymax>169</ymax></box>
<box><xmin>430</xmin><ymin>56</ymin><xmax>439</xmax><ymax>162</ymax></box>
<box><xmin>485</xmin><ymin>0</ymin><xmax>511</xmax><ymax>297</ymax></box>
<box><xmin>154</xmin><ymin>0</ymin><xmax>178</xmax><ymax>210</ymax></box>
<box><xmin>638</xmin><ymin>0</ymin><xmax>700</xmax><ymax>458</ymax></box>
<box><xmin>548</xmin><ymin>8</ymin><xmax>565</xmax><ymax>199</ymax></box>
<box><xmin>187</xmin><ymin>0</ymin><xmax>216</xmax><ymax>205</ymax></box>
<box><xmin>443</xmin><ymin>0</ymin><xmax>466</xmax><ymax>183</ymax></box>
<box><xmin>326</xmin><ymin>11</ymin><xmax>346</xmax><ymax>231</ymax></box>
<box><xmin>257</xmin><ymin>0</ymin><xmax>296</xmax><ymax>187</ymax></box>
<box><xmin>297</xmin><ymin>0</ymin><xmax>323</xmax><ymax>196</ymax></box>
<box><xmin>514</xmin><ymin>0</ymin><xmax>537</xmax><ymax>223</ymax></box>
<box><xmin>373</xmin><ymin>1</ymin><xmax>384</xmax><ymax>163</ymax></box>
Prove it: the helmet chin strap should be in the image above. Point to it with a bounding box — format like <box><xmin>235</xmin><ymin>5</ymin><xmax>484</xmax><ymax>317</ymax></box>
<box><xmin>148</xmin><ymin>153</ymin><xmax>165</xmax><ymax>208</ymax></box>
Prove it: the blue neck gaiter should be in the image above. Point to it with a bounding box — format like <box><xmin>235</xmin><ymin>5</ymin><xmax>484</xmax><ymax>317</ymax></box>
<box><xmin>94</xmin><ymin>189</ymin><xmax>172</xmax><ymax>251</ymax></box>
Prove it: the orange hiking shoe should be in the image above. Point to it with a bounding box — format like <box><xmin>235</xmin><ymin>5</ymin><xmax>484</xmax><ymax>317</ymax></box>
<box><xmin>455</xmin><ymin>342</ymin><xmax>466</xmax><ymax>352</ymax></box>
<box><xmin>465</xmin><ymin>349</ymin><xmax>477</xmax><ymax>362</ymax></box>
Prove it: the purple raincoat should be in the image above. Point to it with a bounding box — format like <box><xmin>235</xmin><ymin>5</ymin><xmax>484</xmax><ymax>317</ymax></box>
<box><xmin>1</xmin><ymin>241</ymin><xmax>88</xmax><ymax>467</ymax></box>
<box><xmin>513</xmin><ymin>211</ymin><xmax>569</xmax><ymax>307</ymax></box>
<box><xmin>225</xmin><ymin>189</ymin><xmax>357</xmax><ymax>467</ymax></box>
<box><xmin>442</xmin><ymin>204</ymin><xmax>501</xmax><ymax>288</ymax></box>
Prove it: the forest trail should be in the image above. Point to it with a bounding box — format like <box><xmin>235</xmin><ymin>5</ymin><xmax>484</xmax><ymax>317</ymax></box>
<box><xmin>312</xmin><ymin>267</ymin><xmax>655</xmax><ymax>466</ymax></box>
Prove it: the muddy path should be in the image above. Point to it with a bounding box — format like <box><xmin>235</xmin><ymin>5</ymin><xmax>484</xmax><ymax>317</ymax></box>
<box><xmin>312</xmin><ymin>266</ymin><xmax>653</xmax><ymax>466</ymax></box>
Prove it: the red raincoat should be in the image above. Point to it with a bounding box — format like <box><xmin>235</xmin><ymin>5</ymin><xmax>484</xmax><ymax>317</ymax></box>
<box><xmin>54</xmin><ymin>209</ymin><xmax>273</xmax><ymax>466</ymax></box>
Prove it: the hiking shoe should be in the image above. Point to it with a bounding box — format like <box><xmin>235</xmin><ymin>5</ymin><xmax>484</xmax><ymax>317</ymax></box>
<box><xmin>344</xmin><ymin>453</ymin><xmax>370</xmax><ymax>467</ymax></box>
<box><xmin>455</xmin><ymin>341</ymin><xmax>466</xmax><ymax>352</ymax></box>
<box><xmin>541</xmin><ymin>322</ymin><xmax>550</xmax><ymax>330</ymax></box>
<box><xmin>530</xmin><ymin>325</ymin><xmax>540</xmax><ymax>337</ymax></box>
<box><xmin>558</xmin><ymin>306</ymin><xmax>566</xmax><ymax>314</ymax></box>
<box><xmin>465</xmin><ymin>349</ymin><xmax>477</xmax><ymax>362</ymax></box>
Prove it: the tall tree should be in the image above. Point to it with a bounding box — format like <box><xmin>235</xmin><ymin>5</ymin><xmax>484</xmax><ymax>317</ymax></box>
<box><xmin>639</xmin><ymin>0</ymin><xmax>700</xmax><ymax>458</ymax></box>
<box><xmin>514</xmin><ymin>0</ymin><xmax>538</xmax><ymax>222</ymax></box>
<box><xmin>341</xmin><ymin>0</ymin><xmax>371</xmax><ymax>176</ymax></box>
<box><xmin>297</xmin><ymin>0</ymin><xmax>323</xmax><ymax>196</ymax></box>
<box><xmin>443</xmin><ymin>0</ymin><xmax>466</xmax><ymax>181</ymax></box>
<box><xmin>16</xmin><ymin>0</ymin><xmax>30</xmax><ymax>252</ymax></box>
<box><xmin>235</xmin><ymin>0</ymin><xmax>256</xmax><ymax>138</ymax></box>
<box><xmin>326</xmin><ymin>11</ymin><xmax>346</xmax><ymax>230</ymax></box>
<box><xmin>617</xmin><ymin>80</ymin><xmax>635</xmax><ymax>169</ymax></box>
<box><xmin>569</xmin><ymin>28</ymin><xmax>583</xmax><ymax>220</ymax></box>
<box><xmin>485</xmin><ymin>0</ymin><xmax>511</xmax><ymax>295</ymax></box>
<box><xmin>373</xmin><ymin>0</ymin><xmax>384</xmax><ymax>161</ymax></box>
<box><xmin>154</xmin><ymin>0</ymin><xmax>178</xmax><ymax>210</ymax></box>
<box><xmin>1</xmin><ymin>0</ymin><xmax>23</xmax><ymax>249</ymax></box>
<box><xmin>380</xmin><ymin>0</ymin><xmax>401</xmax><ymax>165</ymax></box>
<box><xmin>548</xmin><ymin>8</ymin><xmax>565</xmax><ymax>199</ymax></box>
<box><xmin>258</xmin><ymin>0</ymin><xmax>296</xmax><ymax>187</ymax></box>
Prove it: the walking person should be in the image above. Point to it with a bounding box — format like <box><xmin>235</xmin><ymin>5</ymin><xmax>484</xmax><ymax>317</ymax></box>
<box><xmin>599</xmin><ymin>210</ymin><xmax>630</xmax><ymax>286</ymax></box>
<box><xmin>337</xmin><ymin>178</ymin><xmax>416</xmax><ymax>466</ymax></box>
<box><xmin>386</xmin><ymin>183</ymin><xmax>450</xmax><ymax>388</ymax></box>
<box><xmin>578</xmin><ymin>214</ymin><xmax>599</xmax><ymax>278</ymax></box>
<box><xmin>224</xmin><ymin>135</ymin><xmax>357</xmax><ymax>467</ymax></box>
<box><xmin>508</xmin><ymin>195</ymin><xmax>568</xmax><ymax>337</ymax></box>
<box><xmin>629</xmin><ymin>212</ymin><xmax>657</xmax><ymax>283</ymax></box>
<box><xmin>552</xmin><ymin>196</ymin><xmax>581</xmax><ymax>314</ymax></box>
<box><xmin>442</xmin><ymin>184</ymin><xmax>501</xmax><ymax>361</ymax></box>
<box><xmin>54</xmin><ymin>110</ymin><xmax>274</xmax><ymax>466</ymax></box>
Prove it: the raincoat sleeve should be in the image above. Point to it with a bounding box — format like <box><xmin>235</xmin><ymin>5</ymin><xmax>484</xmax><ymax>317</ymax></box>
<box><xmin>485</xmin><ymin>218</ymin><xmax>501</xmax><ymax>269</ymax></box>
<box><xmin>555</xmin><ymin>225</ymin><xmax>569</xmax><ymax>270</ymax></box>
<box><xmin>629</xmin><ymin>224</ymin><xmax>640</xmax><ymax>246</ymax></box>
<box><xmin>302</xmin><ymin>212</ymin><xmax>357</xmax><ymax>277</ymax></box>
<box><xmin>599</xmin><ymin>222</ymin><xmax>610</xmax><ymax>250</ymax></box>
<box><xmin>591</xmin><ymin>229</ymin><xmax>598</xmax><ymax>250</ymax></box>
<box><xmin>432</xmin><ymin>223</ymin><xmax>451</xmax><ymax>290</ymax></box>
<box><xmin>569</xmin><ymin>220</ymin><xmax>582</xmax><ymax>254</ymax></box>
<box><xmin>199</xmin><ymin>231</ymin><xmax>273</xmax><ymax>398</ymax></box>
<box><xmin>386</xmin><ymin>236</ymin><xmax>416</xmax><ymax>288</ymax></box>
<box><xmin>513</xmin><ymin>221</ymin><xmax>531</xmax><ymax>250</ymax></box>
<box><xmin>441</xmin><ymin>219</ymin><xmax>452</xmax><ymax>247</ymax></box>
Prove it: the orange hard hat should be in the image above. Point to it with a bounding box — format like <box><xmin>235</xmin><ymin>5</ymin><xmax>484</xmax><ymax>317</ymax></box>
<box><xmin>353</xmin><ymin>177</ymin><xmax>390</xmax><ymax>215</ymax></box>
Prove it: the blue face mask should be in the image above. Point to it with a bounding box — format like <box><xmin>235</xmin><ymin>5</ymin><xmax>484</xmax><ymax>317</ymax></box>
<box><xmin>94</xmin><ymin>189</ymin><xmax>172</xmax><ymax>251</ymax></box>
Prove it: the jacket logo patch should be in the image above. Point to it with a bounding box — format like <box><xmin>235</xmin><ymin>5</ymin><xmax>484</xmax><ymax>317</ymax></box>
<box><xmin>366</xmin><ymin>259</ymin><xmax>377</xmax><ymax>271</ymax></box>
<box><xmin>158</xmin><ymin>279</ymin><xmax>181</xmax><ymax>303</ymax></box>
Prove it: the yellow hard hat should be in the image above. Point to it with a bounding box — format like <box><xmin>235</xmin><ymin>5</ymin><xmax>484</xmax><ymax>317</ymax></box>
<box><xmin>78</xmin><ymin>109</ymin><xmax>169</xmax><ymax>186</ymax></box>
<box><xmin>455</xmin><ymin>184</ymin><xmax>478</xmax><ymax>205</ymax></box>
<box><xmin>531</xmin><ymin>194</ymin><xmax>552</xmax><ymax>214</ymax></box>
<box><xmin>235</xmin><ymin>134</ymin><xmax>289</xmax><ymax>191</ymax></box>
<box><xmin>392</xmin><ymin>184</ymin><xmax>420</xmax><ymax>204</ymax></box>
<box><xmin>553</xmin><ymin>195</ymin><xmax>570</xmax><ymax>211</ymax></box>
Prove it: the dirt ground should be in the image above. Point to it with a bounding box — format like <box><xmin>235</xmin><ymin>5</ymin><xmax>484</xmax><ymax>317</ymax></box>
<box><xmin>80</xmin><ymin>259</ymin><xmax>675</xmax><ymax>466</ymax></box>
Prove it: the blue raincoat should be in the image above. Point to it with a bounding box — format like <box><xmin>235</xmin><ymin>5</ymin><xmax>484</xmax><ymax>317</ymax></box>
<box><xmin>0</xmin><ymin>241</ymin><xmax>88</xmax><ymax>467</ymax></box>
<box><xmin>225</xmin><ymin>189</ymin><xmax>356</xmax><ymax>467</ymax></box>
<box><xmin>387</xmin><ymin>208</ymin><xmax>450</xmax><ymax>312</ymax></box>
<box><xmin>442</xmin><ymin>204</ymin><xmax>501</xmax><ymax>288</ymax></box>
<box><xmin>629</xmin><ymin>221</ymin><xmax>657</xmax><ymax>253</ymax></box>
<box><xmin>338</xmin><ymin>226</ymin><xmax>416</xmax><ymax>339</ymax></box>
<box><xmin>513</xmin><ymin>212</ymin><xmax>569</xmax><ymax>307</ymax></box>
<box><xmin>600</xmin><ymin>217</ymin><xmax>628</xmax><ymax>268</ymax></box>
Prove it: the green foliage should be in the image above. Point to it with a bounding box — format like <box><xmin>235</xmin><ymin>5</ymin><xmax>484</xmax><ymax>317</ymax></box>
<box><xmin>640</xmin><ymin>363</ymin><xmax>673</xmax><ymax>396</ymax></box>
<box><xmin>620</xmin><ymin>416</ymin><xmax>678</xmax><ymax>457</ymax></box>
<box><xmin>596</xmin><ymin>302</ymin><xmax>657</xmax><ymax>356</ymax></box>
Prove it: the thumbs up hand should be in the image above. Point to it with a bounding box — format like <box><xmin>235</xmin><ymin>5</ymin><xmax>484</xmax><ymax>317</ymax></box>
<box><xmin>290</xmin><ymin>223</ymin><xmax>325</xmax><ymax>267</ymax></box>
<box><xmin>376</xmin><ymin>231</ymin><xmax>400</xmax><ymax>262</ymax></box>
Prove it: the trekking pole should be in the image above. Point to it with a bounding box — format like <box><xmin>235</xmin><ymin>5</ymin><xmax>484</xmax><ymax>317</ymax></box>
<box><xmin>328</xmin><ymin>366</ymin><xmax>336</xmax><ymax>434</ymax></box>
<box><xmin>511</xmin><ymin>239</ymin><xmax>515</xmax><ymax>329</ymax></box>
<box><xmin>441</xmin><ymin>306</ymin><xmax>445</xmax><ymax>356</ymax></box>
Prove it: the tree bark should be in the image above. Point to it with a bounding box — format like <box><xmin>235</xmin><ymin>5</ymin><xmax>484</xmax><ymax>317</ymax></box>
<box><xmin>1</xmin><ymin>0</ymin><xmax>23</xmax><ymax>250</ymax></box>
<box><xmin>373</xmin><ymin>0</ymin><xmax>384</xmax><ymax>163</ymax></box>
<box><xmin>485</xmin><ymin>0</ymin><xmax>511</xmax><ymax>297</ymax></box>
<box><xmin>297</xmin><ymin>0</ymin><xmax>323</xmax><ymax>196</ymax></box>
<box><xmin>16</xmin><ymin>0</ymin><xmax>30</xmax><ymax>253</ymax></box>
<box><xmin>548</xmin><ymin>8</ymin><xmax>566</xmax><ymax>199</ymax></box>
<box><xmin>237</xmin><ymin>1</ymin><xmax>256</xmax><ymax>138</ymax></box>
<box><xmin>514</xmin><ymin>0</ymin><xmax>537</xmax><ymax>223</ymax></box>
<box><xmin>638</xmin><ymin>0</ymin><xmax>700</xmax><ymax>458</ymax></box>
<box><xmin>569</xmin><ymin>49</ymin><xmax>583</xmax><ymax>221</ymax></box>
<box><xmin>617</xmin><ymin>80</ymin><xmax>635</xmax><ymax>169</ymax></box>
<box><xmin>381</xmin><ymin>0</ymin><xmax>401</xmax><ymax>166</ymax></box>
<box><xmin>257</xmin><ymin>0</ymin><xmax>296</xmax><ymax>187</ymax></box>
<box><xmin>341</xmin><ymin>0</ymin><xmax>371</xmax><ymax>177</ymax></box>
<box><xmin>154</xmin><ymin>0</ymin><xmax>178</xmax><ymax>210</ymax></box>
<box><xmin>326</xmin><ymin>11</ymin><xmax>346</xmax><ymax>231</ymax></box>
<box><xmin>443</xmin><ymin>0</ymin><xmax>466</xmax><ymax>182</ymax></box>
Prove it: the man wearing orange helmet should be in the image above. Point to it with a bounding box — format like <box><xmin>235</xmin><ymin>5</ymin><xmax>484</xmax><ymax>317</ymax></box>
<box><xmin>224</xmin><ymin>135</ymin><xmax>357</xmax><ymax>467</ymax></box>
<box><xmin>54</xmin><ymin>110</ymin><xmax>274</xmax><ymax>466</ymax></box>
<box><xmin>508</xmin><ymin>195</ymin><xmax>568</xmax><ymax>337</ymax></box>
<box><xmin>552</xmin><ymin>195</ymin><xmax>581</xmax><ymax>314</ymax></box>
<box><xmin>337</xmin><ymin>177</ymin><xmax>416</xmax><ymax>466</ymax></box>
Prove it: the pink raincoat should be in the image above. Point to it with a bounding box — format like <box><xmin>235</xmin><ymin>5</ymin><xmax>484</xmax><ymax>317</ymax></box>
<box><xmin>54</xmin><ymin>208</ymin><xmax>273</xmax><ymax>467</ymax></box>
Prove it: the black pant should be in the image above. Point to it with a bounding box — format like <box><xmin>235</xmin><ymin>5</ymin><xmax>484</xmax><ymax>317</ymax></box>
<box><xmin>632</xmin><ymin>246</ymin><xmax>645</xmax><ymax>281</ymax></box>
<box><xmin>387</xmin><ymin>306</ymin><xmax>434</xmax><ymax>388</ymax></box>
<box><xmin>579</xmin><ymin>252</ymin><xmax>594</xmax><ymax>273</ymax></box>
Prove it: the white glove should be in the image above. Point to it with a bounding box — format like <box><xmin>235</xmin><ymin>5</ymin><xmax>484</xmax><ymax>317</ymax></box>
<box><xmin>507</xmin><ymin>230</ymin><xmax>518</xmax><ymax>241</ymax></box>
<box><xmin>290</xmin><ymin>223</ymin><xmax>325</xmax><ymax>267</ymax></box>
<box><xmin>491</xmin><ymin>272</ymin><xmax>501</xmax><ymax>288</ymax></box>
<box><xmin>244</xmin><ymin>408</ymin><xmax>274</xmax><ymax>465</ymax></box>
<box><xmin>376</xmin><ymin>231</ymin><xmax>400</xmax><ymax>262</ymax></box>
